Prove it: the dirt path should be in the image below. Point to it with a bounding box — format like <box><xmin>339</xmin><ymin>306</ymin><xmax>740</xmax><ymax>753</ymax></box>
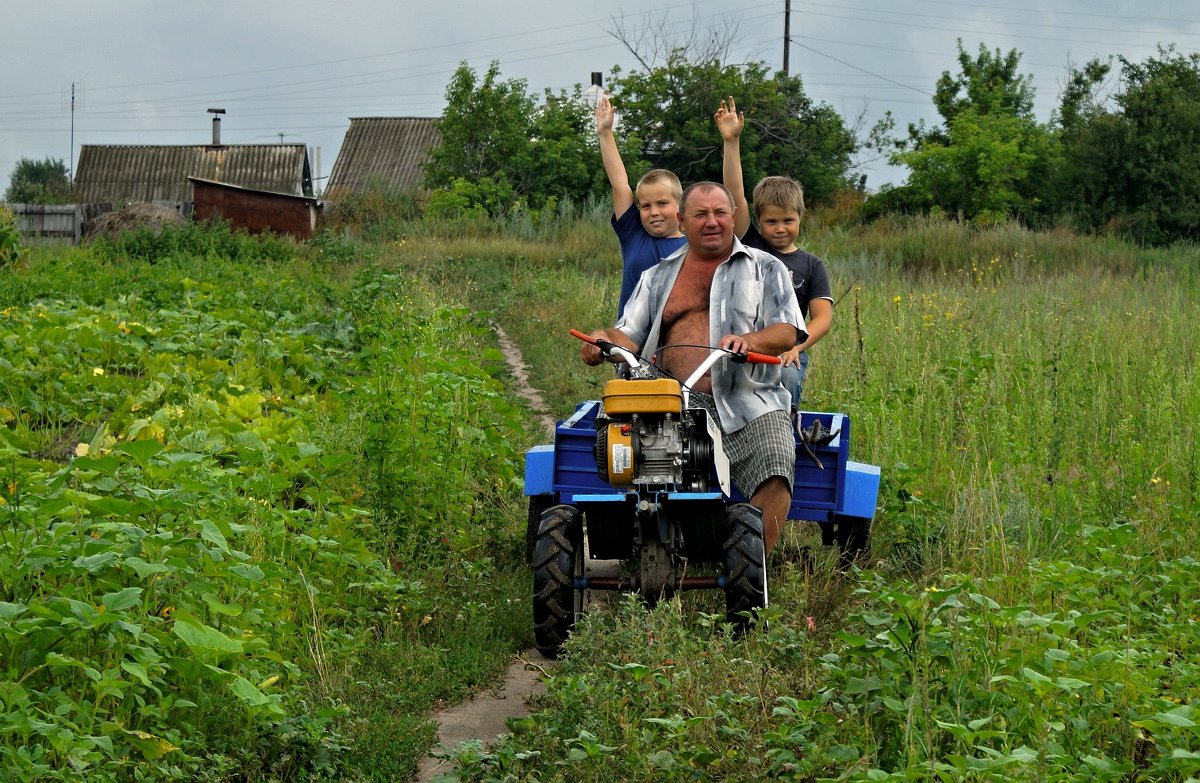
<box><xmin>414</xmin><ymin>651</ymin><xmax>551</xmax><ymax>782</ymax></box>
<box><xmin>411</xmin><ymin>323</ymin><xmax>557</xmax><ymax>783</ymax></box>
<box><xmin>494</xmin><ymin>322</ymin><xmax>557</xmax><ymax>435</ymax></box>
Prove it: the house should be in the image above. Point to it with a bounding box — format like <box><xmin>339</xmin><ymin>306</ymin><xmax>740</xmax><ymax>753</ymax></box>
<box><xmin>74</xmin><ymin>140</ymin><xmax>313</xmax><ymax>210</ymax></box>
<box><xmin>322</xmin><ymin>117</ymin><xmax>440</xmax><ymax>200</ymax></box>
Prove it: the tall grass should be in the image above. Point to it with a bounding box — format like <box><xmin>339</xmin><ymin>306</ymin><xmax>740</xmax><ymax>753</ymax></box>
<box><xmin>360</xmin><ymin>207</ymin><xmax>1200</xmax><ymax>781</ymax></box>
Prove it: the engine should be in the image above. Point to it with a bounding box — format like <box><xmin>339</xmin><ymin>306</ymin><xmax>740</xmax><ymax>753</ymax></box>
<box><xmin>593</xmin><ymin>377</ymin><xmax>713</xmax><ymax>491</ymax></box>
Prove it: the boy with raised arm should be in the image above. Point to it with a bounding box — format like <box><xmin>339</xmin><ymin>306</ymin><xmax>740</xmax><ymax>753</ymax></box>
<box><xmin>715</xmin><ymin>96</ymin><xmax>834</xmax><ymax>412</ymax></box>
<box><xmin>596</xmin><ymin>93</ymin><xmax>687</xmax><ymax>317</ymax></box>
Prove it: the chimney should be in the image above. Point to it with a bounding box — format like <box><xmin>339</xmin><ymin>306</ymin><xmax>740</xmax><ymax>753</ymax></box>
<box><xmin>207</xmin><ymin>107</ymin><xmax>226</xmax><ymax>146</ymax></box>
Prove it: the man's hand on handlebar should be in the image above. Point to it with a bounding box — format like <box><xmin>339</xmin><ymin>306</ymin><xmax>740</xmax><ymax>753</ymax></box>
<box><xmin>581</xmin><ymin>331</ymin><xmax>609</xmax><ymax>366</ymax></box>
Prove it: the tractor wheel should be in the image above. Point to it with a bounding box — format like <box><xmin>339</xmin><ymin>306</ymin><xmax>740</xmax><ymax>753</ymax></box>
<box><xmin>832</xmin><ymin>514</ymin><xmax>871</xmax><ymax>572</ymax></box>
<box><xmin>723</xmin><ymin>503</ymin><xmax>768</xmax><ymax>635</ymax></box>
<box><xmin>532</xmin><ymin>505</ymin><xmax>584</xmax><ymax>658</ymax></box>
<box><xmin>525</xmin><ymin>496</ymin><xmax>551</xmax><ymax>565</ymax></box>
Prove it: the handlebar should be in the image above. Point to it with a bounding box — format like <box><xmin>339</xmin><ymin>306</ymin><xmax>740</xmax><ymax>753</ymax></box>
<box><xmin>570</xmin><ymin>329</ymin><xmax>782</xmax><ymax>367</ymax></box>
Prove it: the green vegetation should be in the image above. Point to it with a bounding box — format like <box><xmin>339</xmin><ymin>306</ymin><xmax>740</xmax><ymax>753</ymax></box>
<box><xmin>378</xmin><ymin>213</ymin><xmax>1200</xmax><ymax>782</ymax></box>
<box><xmin>0</xmin><ymin>223</ymin><xmax>532</xmax><ymax>781</ymax></box>
<box><xmin>421</xmin><ymin>42</ymin><xmax>1200</xmax><ymax>245</ymax></box>
<box><xmin>3</xmin><ymin>212</ymin><xmax>1200</xmax><ymax>781</ymax></box>
<box><xmin>3</xmin><ymin>157</ymin><xmax>73</xmax><ymax>205</ymax></box>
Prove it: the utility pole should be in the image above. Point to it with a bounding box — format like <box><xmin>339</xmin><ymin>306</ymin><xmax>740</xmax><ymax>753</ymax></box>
<box><xmin>70</xmin><ymin>82</ymin><xmax>75</xmax><ymax>180</ymax></box>
<box><xmin>783</xmin><ymin>0</ymin><xmax>791</xmax><ymax>76</ymax></box>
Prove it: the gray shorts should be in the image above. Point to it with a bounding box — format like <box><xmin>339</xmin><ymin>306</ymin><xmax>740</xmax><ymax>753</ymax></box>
<box><xmin>689</xmin><ymin>393</ymin><xmax>794</xmax><ymax>498</ymax></box>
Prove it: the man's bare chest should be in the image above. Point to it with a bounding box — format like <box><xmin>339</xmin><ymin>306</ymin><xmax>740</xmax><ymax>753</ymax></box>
<box><xmin>662</xmin><ymin>263</ymin><xmax>717</xmax><ymax>329</ymax></box>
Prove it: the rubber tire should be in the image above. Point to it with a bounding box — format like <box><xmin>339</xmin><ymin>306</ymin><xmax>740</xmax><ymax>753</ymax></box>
<box><xmin>832</xmin><ymin>514</ymin><xmax>871</xmax><ymax>572</ymax></box>
<box><xmin>525</xmin><ymin>496</ymin><xmax>551</xmax><ymax>566</ymax></box>
<box><xmin>532</xmin><ymin>505</ymin><xmax>583</xmax><ymax>658</ymax></box>
<box><xmin>723</xmin><ymin>503</ymin><xmax>768</xmax><ymax>635</ymax></box>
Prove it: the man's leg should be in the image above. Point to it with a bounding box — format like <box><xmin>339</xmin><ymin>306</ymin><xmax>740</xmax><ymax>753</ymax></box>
<box><xmin>750</xmin><ymin>475</ymin><xmax>792</xmax><ymax>552</ymax></box>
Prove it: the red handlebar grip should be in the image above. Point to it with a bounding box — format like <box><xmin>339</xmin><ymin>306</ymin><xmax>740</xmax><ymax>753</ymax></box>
<box><xmin>745</xmin><ymin>351</ymin><xmax>782</xmax><ymax>365</ymax></box>
<box><xmin>569</xmin><ymin>328</ymin><xmax>597</xmax><ymax>344</ymax></box>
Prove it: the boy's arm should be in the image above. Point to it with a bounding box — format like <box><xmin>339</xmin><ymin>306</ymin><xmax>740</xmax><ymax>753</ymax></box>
<box><xmin>596</xmin><ymin>94</ymin><xmax>634</xmax><ymax>220</ymax></box>
<box><xmin>781</xmin><ymin>298</ymin><xmax>833</xmax><ymax>365</ymax></box>
<box><xmin>715</xmin><ymin>96</ymin><xmax>751</xmax><ymax>237</ymax></box>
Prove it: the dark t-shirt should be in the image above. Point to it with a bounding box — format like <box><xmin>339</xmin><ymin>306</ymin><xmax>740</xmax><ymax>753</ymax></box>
<box><xmin>612</xmin><ymin>205</ymin><xmax>688</xmax><ymax>317</ymax></box>
<box><xmin>741</xmin><ymin>224</ymin><xmax>833</xmax><ymax>320</ymax></box>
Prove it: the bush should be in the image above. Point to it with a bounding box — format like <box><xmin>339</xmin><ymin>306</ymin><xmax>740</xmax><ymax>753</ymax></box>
<box><xmin>0</xmin><ymin>205</ymin><xmax>28</xmax><ymax>269</ymax></box>
<box><xmin>90</xmin><ymin>218</ymin><xmax>295</xmax><ymax>264</ymax></box>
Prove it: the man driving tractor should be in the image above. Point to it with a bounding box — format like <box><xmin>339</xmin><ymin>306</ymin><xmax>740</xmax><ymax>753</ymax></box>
<box><xmin>581</xmin><ymin>181</ymin><xmax>806</xmax><ymax>552</ymax></box>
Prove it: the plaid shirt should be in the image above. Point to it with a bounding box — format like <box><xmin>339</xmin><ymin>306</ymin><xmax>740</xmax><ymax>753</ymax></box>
<box><xmin>615</xmin><ymin>237</ymin><xmax>805</xmax><ymax>433</ymax></box>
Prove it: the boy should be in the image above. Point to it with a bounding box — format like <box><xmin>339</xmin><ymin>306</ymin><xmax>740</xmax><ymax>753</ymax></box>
<box><xmin>716</xmin><ymin>96</ymin><xmax>834</xmax><ymax>411</ymax></box>
<box><xmin>596</xmin><ymin>93</ymin><xmax>687</xmax><ymax>316</ymax></box>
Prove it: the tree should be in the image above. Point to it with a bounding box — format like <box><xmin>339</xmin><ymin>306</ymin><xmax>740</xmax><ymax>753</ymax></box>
<box><xmin>1059</xmin><ymin>48</ymin><xmax>1200</xmax><ymax>244</ymax></box>
<box><xmin>607</xmin><ymin>54</ymin><xmax>859</xmax><ymax>205</ymax></box>
<box><xmin>878</xmin><ymin>41</ymin><xmax>1059</xmax><ymax>223</ymax></box>
<box><xmin>892</xmin><ymin>109</ymin><xmax>1058</xmax><ymax>223</ymax></box>
<box><xmin>5</xmin><ymin>157</ymin><xmax>72</xmax><ymax>204</ymax></box>
<box><xmin>424</xmin><ymin>62</ymin><xmax>599</xmax><ymax>216</ymax></box>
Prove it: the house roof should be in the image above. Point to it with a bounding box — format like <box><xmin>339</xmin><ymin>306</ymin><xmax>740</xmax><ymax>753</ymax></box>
<box><xmin>75</xmin><ymin>144</ymin><xmax>312</xmax><ymax>205</ymax></box>
<box><xmin>323</xmin><ymin>117</ymin><xmax>440</xmax><ymax>200</ymax></box>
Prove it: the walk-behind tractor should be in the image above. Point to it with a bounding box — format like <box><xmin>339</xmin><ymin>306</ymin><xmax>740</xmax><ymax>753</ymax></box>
<box><xmin>524</xmin><ymin>330</ymin><xmax>881</xmax><ymax>657</ymax></box>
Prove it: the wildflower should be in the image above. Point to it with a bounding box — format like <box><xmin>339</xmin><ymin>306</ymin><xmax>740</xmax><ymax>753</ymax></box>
<box><xmin>893</xmin><ymin>295</ymin><xmax>902</xmax><ymax>304</ymax></box>
<box><xmin>75</xmin><ymin>443</ymin><xmax>90</xmax><ymax>457</ymax></box>
<box><xmin>92</xmin><ymin>367</ymin><xmax>105</xmax><ymax>376</ymax></box>
<box><xmin>1150</xmin><ymin>477</ymin><xmax>1162</xmax><ymax>485</ymax></box>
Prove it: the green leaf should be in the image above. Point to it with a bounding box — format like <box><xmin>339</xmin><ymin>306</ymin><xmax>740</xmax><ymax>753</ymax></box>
<box><xmin>101</xmin><ymin>587</ymin><xmax>143</xmax><ymax>612</ymax></box>
<box><xmin>120</xmin><ymin>660</ymin><xmax>153</xmax><ymax>687</ymax></box>
<box><xmin>116</xmin><ymin>440</ymin><xmax>166</xmax><ymax>468</ymax></box>
<box><xmin>198</xmin><ymin>519</ymin><xmax>230</xmax><ymax>551</ymax></box>
<box><xmin>123</xmin><ymin>557</ymin><xmax>172</xmax><ymax>578</ymax></box>
<box><xmin>171</xmin><ymin>619</ymin><xmax>243</xmax><ymax>655</ymax></box>
<box><xmin>230</xmin><ymin>674</ymin><xmax>285</xmax><ymax>715</ymax></box>
<box><xmin>202</xmin><ymin>592</ymin><xmax>243</xmax><ymax>617</ymax></box>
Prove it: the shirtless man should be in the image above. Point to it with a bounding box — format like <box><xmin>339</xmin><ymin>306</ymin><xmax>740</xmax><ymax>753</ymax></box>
<box><xmin>581</xmin><ymin>181</ymin><xmax>806</xmax><ymax>551</ymax></box>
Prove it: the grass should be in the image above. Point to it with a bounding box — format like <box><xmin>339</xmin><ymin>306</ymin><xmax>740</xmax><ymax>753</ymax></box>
<box><xmin>379</xmin><ymin>212</ymin><xmax>1200</xmax><ymax>781</ymax></box>
<box><xmin>5</xmin><ymin>212</ymin><xmax>1200</xmax><ymax>780</ymax></box>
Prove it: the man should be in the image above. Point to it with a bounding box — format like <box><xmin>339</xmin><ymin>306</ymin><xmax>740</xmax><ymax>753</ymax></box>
<box><xmin>582</xmin><ymin>181</ymin><xmax>806</xmax><ymax>551</ymax></box>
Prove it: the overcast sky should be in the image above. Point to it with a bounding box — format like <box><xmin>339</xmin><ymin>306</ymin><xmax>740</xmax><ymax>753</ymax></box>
<box><xmin>3</xmin><ymin>0</ymin><xmax>1197</xmax><ymax>197</ymax></box>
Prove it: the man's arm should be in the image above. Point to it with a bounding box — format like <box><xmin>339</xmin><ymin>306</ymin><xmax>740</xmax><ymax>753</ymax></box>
<box><xmin>715</xmin><ymin>96</ymin><xmax>752</xmax><ymax>238</ymax></box>
<box><xmin>597</xmin><ymin>94</ymin><xmax>634</xmax><ymax>220</ymax></box>
<box><xmin>718</xmin><ymin>322</ymin><xmax>804</xmax><ymax>357</ymax></box>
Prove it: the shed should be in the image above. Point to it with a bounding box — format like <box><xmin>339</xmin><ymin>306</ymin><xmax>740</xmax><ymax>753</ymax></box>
<box><xmin>190</xmin><ymin>177</ymin><xmax>319</xmax><ymax>241</ymax></box>
<box><xmin>323</xmin><ymin>117</ymin><xmax>440</xmax><ymax>200</ymax></box>
<box><xmin>74</xmin><ymin>144</ymin><xmax>313</xmax><ymax>209</ymax></box>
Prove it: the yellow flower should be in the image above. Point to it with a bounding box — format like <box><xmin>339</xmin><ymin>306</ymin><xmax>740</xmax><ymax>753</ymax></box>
<box><xmin>75</xmin><ymin>443</ymin><xmax>90</xmax><ymax>457</ymax></box>
<box><xmin>893</xmin><ymin>295</ymin><xmax>902</xmax><ymax>303</ymax></box>
<box><xmin>92</xmin><ymin>367</ymin><xmax>105</xmax><ymax>376</ymax></box>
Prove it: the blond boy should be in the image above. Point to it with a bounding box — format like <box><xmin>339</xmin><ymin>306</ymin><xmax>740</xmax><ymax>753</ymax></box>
<box><xmin>596</xmin><ymin>93</ymin><xmax>687</xmax><ymax>316</ymax></box>
<box><xmin>715</xmin><ymin>97</ymin><xmax>834</xmax><ymax>410</ymax></box>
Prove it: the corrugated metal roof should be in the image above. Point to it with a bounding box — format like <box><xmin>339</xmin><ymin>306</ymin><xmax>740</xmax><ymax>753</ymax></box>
<box><xmin>74</xmin><ymin>144</ymin><xmax>312</xmax><ymax>205</ymax></box>
<box><xmin>323</xmin><ymin>117</ymin><xmax>440</xmax><ymax>200</ymax></box>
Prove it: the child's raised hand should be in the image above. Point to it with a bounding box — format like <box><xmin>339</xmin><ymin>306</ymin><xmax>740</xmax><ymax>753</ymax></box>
<box><xmin>596</xmin><ymin>93</ymin><xmax>617</xmax><ymax>132</ymax></box>
<box><xmin>714</xmin><ymin>96</ymin><xmax>744</xmax><ymax>141</ymax></box>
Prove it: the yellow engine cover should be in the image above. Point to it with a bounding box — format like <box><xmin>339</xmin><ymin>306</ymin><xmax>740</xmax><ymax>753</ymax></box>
<box><xmin>605</xmin><ymin>423</ymin><xmax>636</xmax><ymax>485</ymax></box>
<box><xmin>602</xmin><ymin>378</ymin><xmax>682</xmax><ymax>416</ymax></box>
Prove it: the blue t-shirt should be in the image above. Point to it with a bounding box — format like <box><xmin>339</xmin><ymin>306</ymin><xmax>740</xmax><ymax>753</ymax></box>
<box><xmin>612</xmin><ymin>205</ymin><xmax>687</xmax><ymax>317</ymax></box>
